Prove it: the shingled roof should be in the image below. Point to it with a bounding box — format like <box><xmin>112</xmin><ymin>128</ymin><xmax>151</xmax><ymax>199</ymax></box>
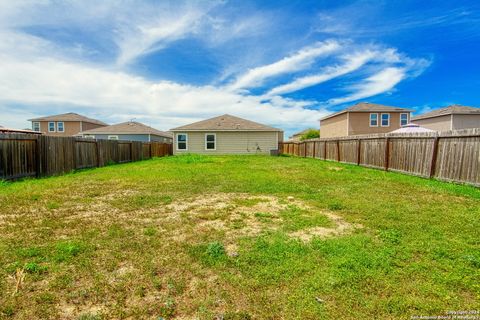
<box><xmin>411</xmin><ymin>105</ymin><xmax>480</xmax><ymax>120</ymax></box>
<box><xmin>81</xmin><ymin>121</ymin><xmax>172</xmax><ymax>138</ymax></box>
<box><xmin>170</xmin><ymin>114</ymin><xmax>282</xmax><ymax>132</ymax></box>
<box><xmin>29</xmin><ymin>112</ymin><xmax>107</xmax><ymax>126</ymax></box>
<box><xmin>320</xmin><ymin>102</ymin><xmax>413</xmax><ymax>121</ymax></box>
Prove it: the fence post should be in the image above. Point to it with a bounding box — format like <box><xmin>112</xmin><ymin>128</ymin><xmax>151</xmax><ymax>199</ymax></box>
<box><xmin>356</xmin><ymin>139</ymin><xmax>361</xmax><ymax>165</ymax></box>
<box><xmin>324</xmin><ymin>141</ymin><xmax>327</xmax><ymax>160</ymax></box>
<box><xmin>336</xmin><ymin>140</ymin><xmax>340</xmax><ymax>162</ymax></box>
<box><xmin>429</xmin><ymin>136</ymin><xmax>439</xmax><ymax>178</ymax></box>
<box><xmin>304</xmin><ymin>142</ymin><xmax>307</xmax><ymax>158</ymax></box>
<box><xmin>384</xmin><ymin>137</ymin><xmax>390</xmax><ymax>171</ymax></box>
<box><xmin>35</xmin><ymin>136</ymin><xmax>41</xmax><ymax>177</ymax></box>
<box><xmin>95</xmin><ymin>140</ymin><xmax>100</xmax><ymax>167</ymax></box>
<box><xmin>312</xmin><ymin>141</ymin><xmax>316</xmax><ymax>159</ymax></box>
<box><xmin>72</xmin><ymin>139</ymin><xmax>77</xmax><ymax>170</ymax></box>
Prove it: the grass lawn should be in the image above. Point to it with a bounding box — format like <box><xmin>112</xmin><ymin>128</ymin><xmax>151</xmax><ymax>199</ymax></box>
<box><xmin>0</xmin><ymin>155</ymin><xmax>479</xmax><ymax>319</ymax></box>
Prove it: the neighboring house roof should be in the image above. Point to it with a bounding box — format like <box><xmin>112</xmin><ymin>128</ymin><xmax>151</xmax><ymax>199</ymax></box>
<box><xmin>170</xmin><ymin>114</ymin><xmax>282</xmax><ymax>132</ymax></box>
<box><xmin>411</xmin><ymin>105</ymin><xmax>480</xmax><ymax>121</ymax></box>
<box><xmin>289</xmin><ymin>129</ymin><xmax>312</xmax><ymax>139</ymax></box>
<box><xmin>28</xmin><ymin>112</ymin><xmax>108</xmax><ymax>126</ymax></box>
<box><xmin>0</xmin><ymin>126</ymin><xmax>42</xmax><ymax>134</ymax></box>
<box><xmin>320</xmin><ymin>102</ymin><xmax>414</xmax><ymax>121</ymax></box>
<box><xmin>390</xmin><ymin>123</ymin><xmax>435</xmax><ymax>133</ymax></box>
<box><xmin>80</xmin><ymin>121</ymin><xmax>172</xmax><ymax>138</ymax></box>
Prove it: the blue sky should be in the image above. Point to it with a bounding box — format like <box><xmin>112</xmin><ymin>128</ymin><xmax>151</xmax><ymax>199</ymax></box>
<box><xmin>0</xmin><ymin>0</ymin><xmax>479</xmax><ymax>137</ymax></box>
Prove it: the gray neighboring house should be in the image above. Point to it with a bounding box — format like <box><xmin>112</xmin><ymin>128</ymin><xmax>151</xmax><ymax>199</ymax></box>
<box><xmin>80</xmin><ymin>121</ymin><xmax>172</xmax><ymax>143</ymax></box>
<box><xmin>411</xmin><ymin>105</ymin><xmax>480</xmax><ymax>131</ymax></box>
<box><xmin>170</xmin><ymin>114</ymin><xmax>283</xmax><ymax>155</ymax></box>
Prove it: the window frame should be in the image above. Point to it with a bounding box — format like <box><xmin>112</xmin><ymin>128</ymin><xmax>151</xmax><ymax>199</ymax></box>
<box><xmin>48</xmin><ymin>121</ymin><xmax>55</xmax><ymax>132</ymax></box>
<box><xmin>176</xmin><ymin>133</ymin><xmax>188</xmax><ymax>151</ymax></box>
<box><xmin>381</xmin><ymin>113</ymin><xmax>390</xmax><ymax>127</ymax></box>
<box><xmin>400</xmin><ymin>113</ymin><xmax>409</xmax><ymax>127</ymax></box>
<box><xmin>32</xmin><ymin>122</ymin><xmax>40</xmax><ymax>132</ymax></box>
<box><xmin>107</xmin><ymin>135</ymin><xmax>119</xmax><ymax>140</ymax></box>
<box><xmin>56</xmin><ymin>121</ymin><xmax>65</xmax><ymax>132</ymax></box>
<box><xmin>369</xmin><ymin>113</ymin><xmax>378</xmax><ymax>127</ymax></box>
<box><xmin>205</xmin><ymin>133</ymin><xmax>216</xmax><ymax>151</ymax></box>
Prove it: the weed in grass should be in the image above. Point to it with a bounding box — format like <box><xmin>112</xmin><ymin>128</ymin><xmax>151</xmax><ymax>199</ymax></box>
<box><xmin>46</xmin><ymin>201</ymin><xmax>60</xmax><ymax>210</ymax></box>
<box><xmin>379</xmin><ymin>229</ymin><xmax>402</xmax><ymax>245</ymax></box>
<box><xmin>158</xmin><ymin>298</ymin><xmax>176</xmax><ymax>318</ymax></box>
<box><xmin>54</xmin><ymin>241</ymin><xmax>85</xmax><ymax>262</ymax></box>
<box><xmin>35</xmin><ymin>292</ymin><xmax>56</xmax><ymax>304</ymax></box>
<box><xmin>1</xmin><ymin>305</ymin><xmax>15</xmax><ymax>317</ymax></box>
<box><xmin>206</xmin><ymin>241</ymin><xmax>226</xmax><ymax>259</ymax></box>
<box><xmin>78</xmin><ymin>313</ymin><xmax>102</xmax><ymax>320</ymax></box>
<box><xmin>144</xmin><ymin>226</ymin><xmax>157</xmax><ymax>236</ymax></box>
<box><xmin>327</xmin><ymin>202</ymin><xmax>344</xmax><ymax>211</ymax></box>
<box><xmin>24</xmin><ymin>262</ymin><xmax>48</xmax><ymax>274</ymax></box>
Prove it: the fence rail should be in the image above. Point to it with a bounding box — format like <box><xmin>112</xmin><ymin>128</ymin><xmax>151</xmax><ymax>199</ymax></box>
<box><xmin>0</xmin><ymin>134</ymin><xmax>172</xmax><ymax>180</ymax></box>
<box><xmin>280</xmin><ymin>129</ymin><xmax>480</xmax><ymax>187</ymax></box>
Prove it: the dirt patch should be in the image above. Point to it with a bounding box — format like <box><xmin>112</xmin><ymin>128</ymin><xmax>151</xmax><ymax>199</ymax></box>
<box><xmin>159</xmin><ymin>193</ymin><xmax>359</xmax><ymax>243</ymax></box>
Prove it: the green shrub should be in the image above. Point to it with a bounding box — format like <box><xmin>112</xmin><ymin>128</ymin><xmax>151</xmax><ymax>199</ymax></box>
<box><xmin>300</xmin><ymin>129</ymin><xmax>320</xmax><ymax>141</ymax></box>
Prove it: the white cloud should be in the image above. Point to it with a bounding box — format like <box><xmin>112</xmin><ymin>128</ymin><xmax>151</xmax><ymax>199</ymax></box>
<box><xmin>265</xmin><ymin>50</ymin><xmax>376</xmax><ymax>96</ymax></box>
<box><xmin>0</xmin><ymin>54</ymin><xmax>325</xmax><ymax>133</ymax></box>
<box><xmin>327</xmin><ymin>67</ymin><xmax>406</xmax><ymax>106</ymax></box>
<box><xmin>228</xmin><ymin>40</ymin><xmax>341</xmax><ymax>91</ymax></box>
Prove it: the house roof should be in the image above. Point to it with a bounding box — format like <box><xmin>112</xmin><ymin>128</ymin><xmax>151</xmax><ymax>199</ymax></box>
<box><xmin>80</xmin><ymin>121</ymin><xmax>172</xmax><ymax>138</ymax></box>
<box><xmin>28</xmin><ymin>112</ymin><xmax>108</xmax><ymax>126</ymax></box>
<box><xmin>170</xmin><ymin>114</ymin><xmax>282</xmax><ymax>132</ymax></box>
<box><xmin>289</xmin><ymin>128</ymin><xmax>314</xmax><ymax>138</ymax></box>
<box><xmin>390</xmin><ymin>123</ymin><xmax>435</xmax><ymax>133</ymax></box>
<box><xmin>0</xmin><ymin>126</ymin><xmax>42</xmax><ymax>134</ymax></box>
<box><xmin>411</xmin><ymin>105</ymin><xmax>480</xmax><ymax>120</ymax></box>
<box><xmin>320</xmin><ymin>102</ymin><xmax>414</xmax><ymax>121</ymax></box>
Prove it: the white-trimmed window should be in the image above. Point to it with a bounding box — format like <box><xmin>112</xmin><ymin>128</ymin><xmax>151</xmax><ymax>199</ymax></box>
<box><xmin>205</xmin><ymin>133</ymin><xmax>216</xmax><ymax>150</ymax></box>
<box><xmin>369</xmin><ymin>113</ymin><xmax>378</xmax><ymax>127</ymax></box>
<box><xmin>381</xmin><ymin>113</ymin><xmax>390</xmax><ymax>127</ymax></box>
<box><xmin>48</xmin><ymin>122</ymin><xmax>55</xmax><ymax>132</ymax></box>
<box><xmin>57</xmin><ymin>121</ymin><xmax>64</xmax><ymax>132</ymax></box>
<box><xmin>108</xmin><ymin>135</ymin><xmax>119</xmax><ymax>140</ymax></box>
<box><xmin>176</xmin><ymin>133</ymin><xmax>188</xmax><ymax>150</ymax></box>
<box><xmin>400</xmin><ymin>113</ymin><xmax>409</xmax><ymax>126</ymax></box>
<box><xmin>32</xmin><ymin>122</ymin><xmax>40</xmax><ymax>132</ymax></box>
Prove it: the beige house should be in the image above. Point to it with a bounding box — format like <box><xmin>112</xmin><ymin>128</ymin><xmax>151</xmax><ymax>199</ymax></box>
<box><xmin>29</xmin><ymin>112</ymin><xmax>107</xmax><ymax>136</ymax></box>
<box><xmin>411</xmin><ymin>105</ymin><xmax>480</xmax><ymax>131</ymax></box>
<box><xmin>319</xmin><ymin>102</ymin><xmax>413</xmax><ymax>138</ymax></box>
<box><xmin>170</xmin><ymin>114</ymin><xmax>283</xmax><ymax>155</ymax></box>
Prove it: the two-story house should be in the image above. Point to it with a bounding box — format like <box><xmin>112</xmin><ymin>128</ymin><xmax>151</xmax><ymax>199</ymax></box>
<box><xmin>319</xmin><ymin>102</ymin><xmax>413</xmax><ymax>138</ymax></box>
<box><xmin>28</xmin><ymin>112</ymin><xmax>107</xmax><ymax>136</ymax></box>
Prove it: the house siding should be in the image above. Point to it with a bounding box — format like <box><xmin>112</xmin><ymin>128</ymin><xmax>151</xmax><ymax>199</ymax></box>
<box><xmin>411</xmin><ymin>115</ymin><xmax>452</xmax><ymax>131</ymax></box>
<box><xmin>35</xmin><ymin>121</ymin><xmax>105</xmax><ymax>136</ymax></box>
<box><xmin>452</xmin><ymin>114</ymin><xmax>480</xmax><ymax>130</ymax></box>
<box><xmin>348</xmin><ymin>112</ymin><xmax>406</xmax><ymax>136</ymax></box>
<box><xmin>172</xmin><ymin>131</ymin><xmax>281</xmax><ymax>155</ymax></box>
<box><xmin>320</xmin><ymin>113</ymin><xmax>348</xmax><ymax>138</ymax></box>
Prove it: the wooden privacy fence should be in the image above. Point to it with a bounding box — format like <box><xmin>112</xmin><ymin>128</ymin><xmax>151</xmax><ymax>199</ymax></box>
<box><xmin>280</xmin><ymin>129</ymin><xmax>480</xmax><ymax>187</ymax></box>
<box><xmin>0</xmin><ymin>134</ymin><xmax>172</xmax><ymax>180</ymax></box>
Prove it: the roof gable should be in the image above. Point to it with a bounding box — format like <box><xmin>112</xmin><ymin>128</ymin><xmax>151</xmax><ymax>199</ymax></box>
<box><xmin>28</xmin><ymin>112</ymin><xmax>107</xmax><ymax>126</ymax></box>
<box><xmin>411</xmin><ymin>105</ymin><xmax>480</xmax><ymax>120</ymax></box>
<box><xmin>320</xmin><ymin>102</ymin><xmax>413</xmax><ymax>121</ymax></box>
<box><xmin>170</xmin><ymin>114</ymin><xmax>282</xmax><ymax>132</ymax></box>
<box><xmin>80</xmin><ymin>121</ymin><xmax>172</xmax><ymax>138</ymax></box>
